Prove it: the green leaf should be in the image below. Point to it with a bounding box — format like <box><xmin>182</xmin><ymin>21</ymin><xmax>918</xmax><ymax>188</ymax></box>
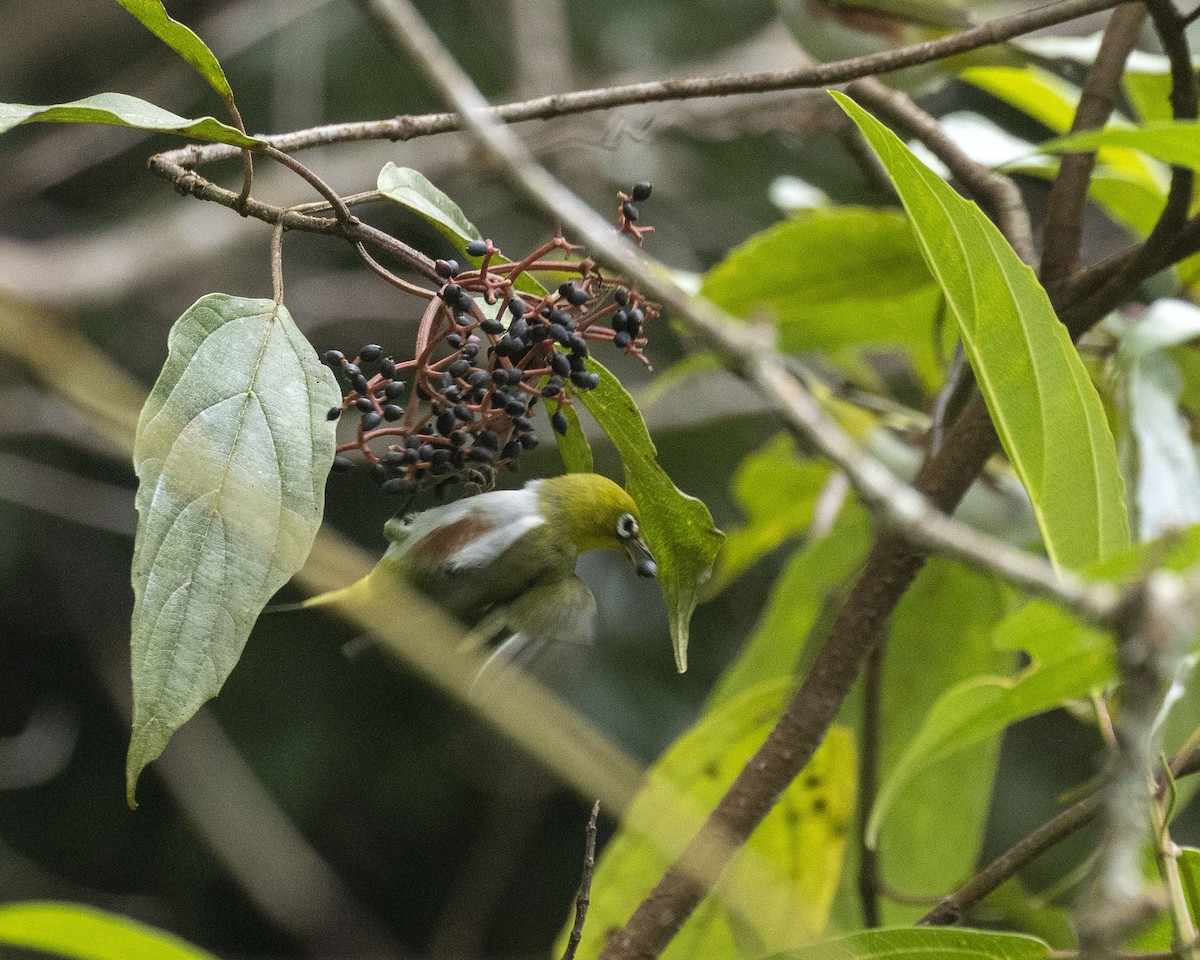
<box><xmin>867</xmin><ymin>524</ymin><xmax>1200</xmax><ymax>846</ymax></box>
<box><xmin>763</xmin><ymin>927</ymin><xmax>1050</xmax><ymax>960</ymax></box>
<box><xmin>0</xmin><ymin>901</ymin><xmax>217</xmax><ymax>960</ymax></box>
<box><xmin>553</xmin><ymin>403</ymin><xmax>594</xmax><ymax>473</ymax></box>
<box><xmin>378</xmin><ymin>163</ymin><xmax>482</xmax><ymax>246</ymax></box>
<box><xmin>563</xmin><ymin>680</ymin><xmax>855</xmax><ymax>960</ymax></box>
<box><xmin>1125</xmin><ymin>71</ymin><xmax>1176</xmax><ymax>124</ymax></box>
<box><xmin>708</xmin><ymin>506</ymin><xmax>873</xmax><ymax>710</ymax></box>
<box><xmin>377</xmin><ymin>163</ymin><xmax>551</xmax><ymax>296</ymax></box>
<box><xmin>1043</xmin><ymin>123</ymin><xmax>1200</xmax><ymax>172</ymax></box>
<box><xmin>964</xmin><ymin>66</ymin><xmax>1168</xmax><ymax>238</ymax></box>
<box><xmin>700</xmin><ymin>208</ymin><xmax>944</xmax><ymax>382</ymax></box>
<box><xmin>115</xmin><ymin>0</ymin><xmax>235</xmax><ymax>105</ymax></box>
<box><xmin>872</xmin><ymin>559</ymin><xmax>1016</xmax><ymax>920</ymax></box>
<box><xmin>576</xmin><ymin>359</ymin><xmax>724</xmax><ymax>672</ymax></box>
<box><xmin>707</xmin><ymin>434</ymin><xmax>831</xmax><ymax>597</ymax></box>
<box><xmin>964</xmin><ymin>66</ymin><xmax>1164</xmax><ymax>186</ymax></box>
<box><xmin>835</xmin><ymin>91</ymin><xmax>1130</xmax><ymax>571</ymax></box>
<box><xmin>0</xmin><ymin>94</ymin><xmax>261</xmax><ymax>147</ymax></box>
<box><xmin>127</xmin><ymin>294</ymin><xmax>339</xmax><ymax>806</ymax></box>
<box><xmin>1178</xmin><ymin>849</ymin><xmax>1200</xmax><ymax>926</ymax></box>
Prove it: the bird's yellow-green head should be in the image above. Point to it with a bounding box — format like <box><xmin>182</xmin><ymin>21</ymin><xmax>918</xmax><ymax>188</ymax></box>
<box><xmin>536</xmin><ymin>473</ymin><xmax>657</xmax><ymax>578</ymax></box>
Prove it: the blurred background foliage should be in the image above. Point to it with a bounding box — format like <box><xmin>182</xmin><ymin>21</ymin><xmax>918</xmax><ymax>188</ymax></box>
<box><xmin>3</xmin><ymin>0</ymin><xmax>1200</xmax><ymax>957</ymax></box>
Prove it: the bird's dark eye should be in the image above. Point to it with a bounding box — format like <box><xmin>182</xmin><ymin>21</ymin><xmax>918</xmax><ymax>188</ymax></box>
<box><xmin>616</xmin><ymin>513</ymin><xmax>638</xmax><ymax>539</ymax></box>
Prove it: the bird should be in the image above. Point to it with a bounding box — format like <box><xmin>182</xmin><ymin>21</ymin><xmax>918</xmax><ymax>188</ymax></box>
<box><xmin>288</xmin><ymin>472</ymin><xmax>657</xmax><ymax>679</ymax></box>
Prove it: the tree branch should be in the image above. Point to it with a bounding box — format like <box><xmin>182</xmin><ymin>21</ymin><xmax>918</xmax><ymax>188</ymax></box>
<box><xmin>1040</xmin><ymin>3</ymin><xmax>1148</xmax><ymax>288</ymax></box>
<box><xmin>921</xmin><ymin>746</ymin><xmax>1200</xmax><ymax>927</ymax></box>
<box><xmin>146</xmin><ymin>0</ymin><xmax>1128</xmax><ymax>176</ymax></box>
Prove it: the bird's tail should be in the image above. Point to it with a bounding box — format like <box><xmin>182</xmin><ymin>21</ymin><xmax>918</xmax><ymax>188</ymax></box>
<box><xmin>264</xmin><ymin>578</ymin><xmax>372</xmax><ymax>614</ymax></box>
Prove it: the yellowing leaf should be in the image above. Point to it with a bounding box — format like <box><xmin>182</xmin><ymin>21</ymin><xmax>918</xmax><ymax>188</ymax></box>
<box><xmin>564</xmin><ymin>680</ymin><xmax>854</xmax><ymax>960</ymax></box>
<box><xmin>0</xmin><ymin>901</ymin><xmax>217</xmax><ymax>960</ymax></box>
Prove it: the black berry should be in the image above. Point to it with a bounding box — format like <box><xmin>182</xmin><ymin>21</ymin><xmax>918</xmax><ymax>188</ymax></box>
<box><xmin>466</xmin><ymin>239</ymin><xmax>489</xmax><ymax>257</ymax></box>
<box><xmin>631</xmin><ymin>182</ymin><xmax>652</xmax><ymax>202</ymax></box>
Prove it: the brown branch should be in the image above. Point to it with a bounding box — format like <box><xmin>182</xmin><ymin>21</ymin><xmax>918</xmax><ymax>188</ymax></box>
<box><xmin>561</xmin><ymin>801</ymin><xmax>601</xmax><ymax>960</ymax></box>
<box><xmin>845</xmin><ymin>78</ymin><xmax>1035</xmax><ymax>265</ymax></box>
<box><xmin>921</xmin><ymin>746</ymin><xmax>1200</xmax><ymax>927</ymax></box>
<box><xmin>146</xmin><ymin>0</ymin><xmax>1128</xmax><ymax>179</ymax></box>
<box><xmin>147</xmin><ymin>151</ymin><xmax>442</xmax><ymax>284</ymax></box>
<box><xmin>1040</xmin><ymin>3</ymin><xmax>1149</xmax><ymax>288</ymax></box>
<box><xmin>1059</xmin><ymin>0</ymin><xmax>1198</xmax><ymax>320</ymax></box>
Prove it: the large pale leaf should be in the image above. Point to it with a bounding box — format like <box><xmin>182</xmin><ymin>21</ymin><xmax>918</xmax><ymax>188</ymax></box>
<box><xmin>115</xmin><ymin>0</ymin><xmax>235</xmax><ymax>104</ymax></box>
<box><xmin>0</xmin><ymin>94</ymin><xmax>261</xmax><ymax>147</ymax></box>
<box><xmin>563</xmin><ymin>680</ymin><xmax>854</xmax><ymax>960</ymax></box>
<box><xmin>578</xmin><ymin>358</ymin><xmax>724</xmax><ymax>672</ymax></box>
<box><xmin>867</xmin><ymin>524</ymin><xmax>1200</xmax><ymax>845</ymax></box>
<box><xmin>764</xmin><ymin>927</ymin><xmax>1050</xmax><ymax>960</ymax></box>
<box><xmin>127</xmin><ymin>294</ymin><xmax>339</xmax><ymax>806</ymax></box>
<box><xmin>700</xmin><ymin>208</ymin><xmax>943</xmax><ymax>381</ymax></box>
<box><xmin>835</xmin><ymin>92</ymin><xmax>1129</xmax><ymax>571</ymax></box>
<box><xmin>0</xmin><ymin>901</ymin><xmax>217</xmax><ymax>960</ymax></box>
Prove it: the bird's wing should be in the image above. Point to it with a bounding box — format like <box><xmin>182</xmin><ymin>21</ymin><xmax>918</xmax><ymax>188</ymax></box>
<box><xmin>467</xmin><ymin>575</ymin><xmax>598</xmax><ymax>682</ymax></box>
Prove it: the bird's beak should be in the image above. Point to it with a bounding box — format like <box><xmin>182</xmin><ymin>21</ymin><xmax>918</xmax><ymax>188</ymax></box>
<box><xmin>626</xmin><ymin>536</ymin><xmax>657</xmax><ymax>578</ymax></box>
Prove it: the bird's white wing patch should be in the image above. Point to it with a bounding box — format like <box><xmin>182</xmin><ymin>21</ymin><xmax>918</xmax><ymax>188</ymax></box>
<box><xmin>444</xmin><ymin>513</ymin><xmax>545</xmax><ymax>571</ymax></box>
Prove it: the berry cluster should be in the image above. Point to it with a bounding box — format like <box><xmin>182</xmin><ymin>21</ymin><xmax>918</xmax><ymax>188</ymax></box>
<box><xmin>325</xmin><ymin>186</ymin><xmax>659</xmax><ymax>497</ymax></box>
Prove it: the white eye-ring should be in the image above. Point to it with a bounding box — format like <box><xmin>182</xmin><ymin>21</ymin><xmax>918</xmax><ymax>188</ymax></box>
<box><xmin>616</xmin><ymin>513</ymin><xmax>639</xmax><ymax>539</ymax></box>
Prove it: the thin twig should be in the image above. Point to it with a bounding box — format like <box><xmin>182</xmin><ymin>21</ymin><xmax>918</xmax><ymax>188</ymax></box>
<box><xmin>1060</xmin><ymin>0</ymin><xmax>1198</xmax><ymax>330</ymax></box>
<box><xmin>271</xmin><ymin>222</ymin><xmax>285</xmax><ymax>305</ymax></box>
<box><xmin>262</xmin><ymin>144</ymin><xmax>356</xmax><ymax>226</ymax></box>
<box><xmin>561</xmin><ymin>801</ymin><xmax>601</xmax><ymax>960</ymax></box>
<box><xmin>1077</xmin><ymin>575</ymin><xmax>1192</xmax><ymax>960</ymax></box>
<box><xmin>921</xmin><ymin>746</ymin><xmax>1200</xmax><ymax>926</ymax></box>
<box><xmin>146</xmin><ymin>0</ymin><xmax>1128</xmax><ymax>177</ymax></box>
<box><xmin>858</xmin><ymin>638</ymin><xmax>886</xmax><ymax>929</ymax></box>
<box><xmin>1153</xmin><ymin>793</ymin><xmax>1198</xmax><ymax>960</ymax></box>
<box><xmin>1039</xmin><ymin>3</ymin><xmax>1148</xmax><ymax>287</ymax></box>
